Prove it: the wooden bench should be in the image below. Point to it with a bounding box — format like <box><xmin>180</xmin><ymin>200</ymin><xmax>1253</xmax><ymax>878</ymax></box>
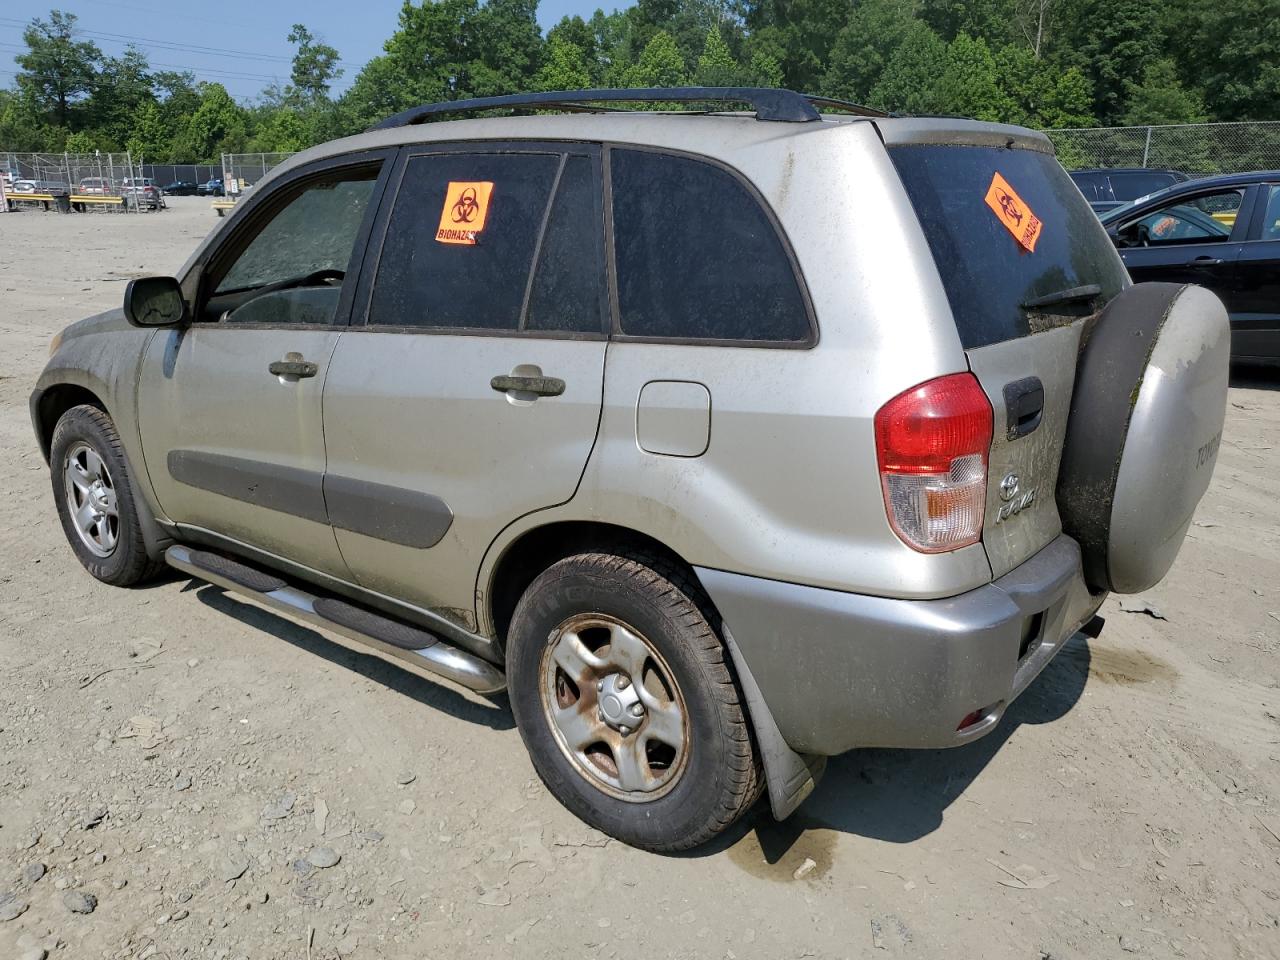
<box><xmin>211</xmin><ymin>198</ymin><xmax>237</xmax><ymax>217</ymax></box>
<box><xmin>70</xmin><ymin>194</ymin><xmax>125</xmax><ymax>205</ymax></box>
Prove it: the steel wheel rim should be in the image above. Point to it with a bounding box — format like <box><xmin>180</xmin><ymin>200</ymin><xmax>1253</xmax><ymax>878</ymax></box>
<box><xmin>539</xmin><ymin>613</ymin><xmax>690</xmax><ymax>802</ymax></box>
<box><xmin>63</xmin><ymin>441</ymin><xmax>119</xmax><ymax>558</ymax></box>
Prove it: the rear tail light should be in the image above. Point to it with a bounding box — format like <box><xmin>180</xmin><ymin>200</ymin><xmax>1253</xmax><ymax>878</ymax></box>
<box><xmin>875</xmin><ymin>373</ymin><xmax>993</xmax><ymax>553</ymax></box>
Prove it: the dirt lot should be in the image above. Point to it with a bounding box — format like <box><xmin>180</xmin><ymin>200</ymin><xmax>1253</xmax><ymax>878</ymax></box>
<box><xmin>1</xmin><ymin>197</ymin><xmax>1278</xmax><ymax>960</ymax></box>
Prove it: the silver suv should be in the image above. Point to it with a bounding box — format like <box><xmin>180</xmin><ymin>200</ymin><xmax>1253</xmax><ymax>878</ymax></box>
<box><xmin>31</xmin><ymin>89</ymin><xmax>1230</xmax><ymax>851</ymax></box>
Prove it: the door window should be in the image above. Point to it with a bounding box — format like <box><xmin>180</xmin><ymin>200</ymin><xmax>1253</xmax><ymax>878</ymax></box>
<box><xmin>369</xmin><ymin>151</ymin><xmax>603</xmax><ymax>334</ymax></box>
<box><xmin>609</xmin><ymin>149</ymin><xmax>811</xmax><ymax>343</ymax></box>
<box><xmin>209</xmin><ymin>169</ymin><xmax>379</xmax><ymax>325</ymax></box>
<box><xmin>1258</xmin><ymin>185</ymin><xmax>1280</xmax><ymax>241</ymax></box>
<box><xmin>1117</xmin><ymin>189</ymin><xmax>1244</xmax><ymax>247</ymax></box>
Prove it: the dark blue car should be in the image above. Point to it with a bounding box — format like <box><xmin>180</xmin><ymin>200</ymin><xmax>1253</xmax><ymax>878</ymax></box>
<box><xmin>1101</xmin><ymin>170</ymin><xmax>1280</xmax><ymax>366</ymax></box>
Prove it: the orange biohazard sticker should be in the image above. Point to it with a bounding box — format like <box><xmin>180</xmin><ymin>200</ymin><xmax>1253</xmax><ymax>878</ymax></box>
<box><xmin>436</xmin><ymin>181</ymin><xmax>494</xmax><ymax>245</ymax></box>
<box><xmin>984</xmin><ymin>172</ymin><xmax>1042</xmax><ymax>252</ymax></box>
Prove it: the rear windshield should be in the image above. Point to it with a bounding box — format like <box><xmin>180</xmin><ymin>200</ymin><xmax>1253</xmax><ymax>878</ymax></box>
<box><xmin>891</xmin><ymin>145</ymin><xmax>1128</xmax><ymax>349</ymax></box>
<box><xmin>1108</xmin><ymin>171</ymin><xmax>1177</xmax><ymax>200</ymax></box>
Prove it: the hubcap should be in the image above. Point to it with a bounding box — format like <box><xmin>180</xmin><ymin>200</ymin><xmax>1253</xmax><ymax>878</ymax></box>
<box><xmin>63</xmin><ymin>442</ymin><xmax>119</xmax><ymax>558</ymax></box>
<box><xmin>539</xmin><ymin>614</ymin><xmax>689</xmax><ymax>801</ymax></box>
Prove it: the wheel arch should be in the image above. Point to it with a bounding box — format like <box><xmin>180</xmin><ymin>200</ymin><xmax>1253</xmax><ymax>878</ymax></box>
<box><xmin>482</xmin><ymin>520</ymin><xmax>694</xmax><ymax>647</ymax></box>
<box><xmin>32</xmin><ymin>381</ymin><xmax>108</xmax><ymax>462</ymax></box>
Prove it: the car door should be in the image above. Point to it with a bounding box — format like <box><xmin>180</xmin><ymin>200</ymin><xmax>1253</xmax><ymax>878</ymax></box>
<box><xmin>1232</xmin><ymin>182</ymin><xmax>1280</xmax><ymax>363</ymax></box>
<box><xmin>1112</xmin><ymin>185</ymin><xmax>1251</xmax><ymax>314</ymax></box>
<box><xmin>137</xmin><ymin>152</ymin><xmax>392</xmax><ymax>573</ymax></box>
<box><xmin>321</xmin><ymin>144</ymin><xmax>609</xmax><ymax>626</ymax></box>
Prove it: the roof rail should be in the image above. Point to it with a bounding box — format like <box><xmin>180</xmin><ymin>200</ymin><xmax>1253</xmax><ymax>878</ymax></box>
<box><xmin>369</xmin><ymin>87</ymin><xmax>886</xmax><ymax>130</ymax></box>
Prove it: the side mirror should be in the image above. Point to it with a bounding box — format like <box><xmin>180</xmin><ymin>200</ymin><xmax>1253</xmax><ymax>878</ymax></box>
<box><xmin>124</xmin><ymin>276</ymin><xmax>188</xmax><ymax>328</ymax></box>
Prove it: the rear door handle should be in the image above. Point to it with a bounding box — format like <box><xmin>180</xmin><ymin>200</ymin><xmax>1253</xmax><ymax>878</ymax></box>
<box><xmin>1003</xmin><ymin>376</ymin><xmax>1044</xmax><ymax>441</ymax></box>
<box><xmin>269</xmin><ymin>356</ymin><xmax>318</xmax><ymax>378</ymax></box>
<box><xmin>1192</xmin><ymin>257</ymin><xmax>1224</xmax><ymax>267</ymax></box>
<box><xmin>490</xmin><ymin>374</ymin><xmax>565</xmax><ymax>398</ymax></box>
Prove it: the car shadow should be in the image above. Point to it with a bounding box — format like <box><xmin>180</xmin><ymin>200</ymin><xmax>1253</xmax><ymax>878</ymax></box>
<box><xmin>191</xmin><ymin>582</ymin><xmax>514</xmax><ymax>731</ymax></box>
<box><xmin>696</xmin><ymin>632</ymin><xmax>1093</xmax><ymax>869</ymax></box>
<box><xmin>1230</xmin><ymin>364</ymin><xmax>1280</xmax><ymax>390</ymax></box>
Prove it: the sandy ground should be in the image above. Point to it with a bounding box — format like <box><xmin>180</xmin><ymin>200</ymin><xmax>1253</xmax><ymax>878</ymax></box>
<box><xmin>1</xmin><ymin>196</ymin><xmax>1278</xmax><ymax>960</ymax></box>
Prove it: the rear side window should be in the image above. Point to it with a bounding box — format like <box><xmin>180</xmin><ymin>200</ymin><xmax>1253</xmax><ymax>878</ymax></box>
<box><xmin>1108</xmin><ymin>171</ymin><xmax>1177</xmax><ymax>201</ymax></box>
<box><xmin>610</xmin><ymin>149</ymin><xmax>810</xmax><ymax>343</ymax></box>
<box><xmin>370</xmin><ymin>151</ymin><xmax>604</xmax><ymax>333</ymax></box>
<box><xmin>891</xmin><ymin>145</ymin><xmax>1128</xmax><ymax>349</ymax></box>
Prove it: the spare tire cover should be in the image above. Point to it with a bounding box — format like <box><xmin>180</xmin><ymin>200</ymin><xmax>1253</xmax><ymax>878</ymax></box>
<box><xmin>1058</xmin><ymin>282</ymin><xmax>1229</xmax><ymax>594</ymax></box>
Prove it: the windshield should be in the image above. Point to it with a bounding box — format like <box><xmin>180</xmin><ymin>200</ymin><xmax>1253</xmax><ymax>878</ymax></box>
<box><xmin>891</xmin><ymin>144</ymin><xmax>1129</xmax><ymax>348</ymax></box>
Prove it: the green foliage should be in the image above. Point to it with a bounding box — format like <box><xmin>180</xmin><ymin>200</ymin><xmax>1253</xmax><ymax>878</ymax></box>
<box><xmin>287</xmin><ymin>25</ymin><xmax>343</xmax><ymax>104</ymax></box>
<box><xmin>1121</xmin><ymin>60</ymin><xmax>1208</xmax><ymax>126</ymax></box>
<box><xmin>6</xmin><ymin>0</ymin><xmax>1280</xmax><ymax>165</ymax></box>
<box><xmin>62</xmin><ymin>129</ymin><xmax>98</xmax><ymax>153</ymax></box>
<box><xmin>15</xmin><ymin>10</ymin><xmax>102</xmax><ymax>128</ymax></box>
<box><xmin>623</xmin><ymin>30</ymin><xmax>689</xmax><ymax>88</ymax></box>
<box><xmin>534</xmin><ymin>36</ymin><xmax>594</xmax><ymax>91</ymax></box>
<box><xmin>694</xmin><ymin>26</ymin><xmax>743</xmax><ymax>87</ymax></box>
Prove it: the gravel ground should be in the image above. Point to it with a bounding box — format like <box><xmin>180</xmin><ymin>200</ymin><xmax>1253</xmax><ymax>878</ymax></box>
<box><xmin>1</xmin><ymin>197</ymin><xmax>1279</xmax><ymax>960</ymax></box>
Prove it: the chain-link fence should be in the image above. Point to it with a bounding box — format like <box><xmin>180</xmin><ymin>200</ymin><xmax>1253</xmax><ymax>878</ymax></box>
<box><xmin>1045</xmin><ymin>122</ymin><xmax>1280</xmax><ymax>175</ymax></box>
<box><xmin>221</xmin><ymin>152</ymin><xmax>294</xmax><ymax>193</ymax></box>
<box><xmin>2</xmin><ymin>151</ymin><xmax>160</xmax><ymax>212</ymax></box>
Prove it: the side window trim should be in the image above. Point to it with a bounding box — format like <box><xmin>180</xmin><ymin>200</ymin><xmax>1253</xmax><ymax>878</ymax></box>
<box><xmin>602</xmin><ymin>143</ymin><xmax>819</xmax><ymax>349</ymax></box>
<box><xmin>349</xmin><ymin>140</ymin><xmax>608</xmax><ymax>340</ymax></box>
<box><xmin>193</xmin><ymin>148</ymin><xmax>397</xmax><ymax>330</ymax></box>
<box><xmin>517</xmin><ymin>153</ymin><xmax>566</xmax><ymax>331</ymax></box>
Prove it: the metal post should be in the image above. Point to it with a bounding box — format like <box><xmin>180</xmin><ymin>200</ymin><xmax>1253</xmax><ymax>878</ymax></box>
<box><xmin>1142</xmin><ymin>126</ymin><xmax>1153</xmax><ymax>168</ymax></box>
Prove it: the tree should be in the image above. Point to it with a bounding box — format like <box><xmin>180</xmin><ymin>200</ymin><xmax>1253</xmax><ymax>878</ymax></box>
<box><xmin>534</xmin><ymin>36</ymin><xmax>593</xmax><ymax>91</ymax></box>
<box><xmin>63</xmin><ymin>129</ymin><xmax>98</xmax><ymax>153</ymax></box>
<box><xmin>14</xmin><ymin>10</ymin><xmax>102</xmax><ymax>128</ymax></box>
<box><xmin>286</xmin><ymin>24</ymin><xmax>342</xmax><ymax>104</ymax></box>
<box><xmin>996</xmin><ymin>42</ymin><xmax>1095</xmax><ymax>127</ymax></box>
<box><xmin>823</xmin><ymin>0</ymin><xmax>918</xmax><ymax>103</ymax></box>
<box><xmin>869</xmin><ymin>21</ymin><xmax>950</xmax><ymax>114</ymax></box>
<box><xmin>87</xmin><ymin>47</ymin><xmax>154</xmax><ymax>149</ymax></box>
<box><xmin>126</xmin><ymin>100</ymin><xmax>170</xmax><ymax>160</ymax></box>
<box><xmin>1163</xmin><ymin>0</ymin><xmax>1280</xmax><ymax>121</ymax></box>
<box><xmin>694</xmin><ymin>26</ymin><xmax>742</xmax><ymax>86</ymax></box>
<box><xmin>1120</xmin><ymin>59</ymin><xmax>1208</xmax><ymax>126</ymax></box>
<box><xmin>623</xmin><ymin>30</ymin><xmax>689</xmax><ymax>88</ymax></box>
<box><xmin>175</xmin><ymin>83</ymin><xmax>248</xmax><ymax>162</ymax></box>
<box><xmin>1056</xmin><ymin>0</ymin><xmax>1163</xmax><ymax>122</ymax></box>
<box><xmin>935</xmin><ymin>34</ymin><xmax>1018</xmax><ymax>121</ymax></box>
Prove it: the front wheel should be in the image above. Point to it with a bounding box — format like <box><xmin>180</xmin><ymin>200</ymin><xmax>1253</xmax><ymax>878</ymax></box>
<box><xmin>506</xmin><ymin>551</ymin><xmax>762</xmax><ymax>851</ymax></box>
<box><xmin>50</xmin><ymin>405</ymin><xmax>162</xmax><ymax>586</ymax></box>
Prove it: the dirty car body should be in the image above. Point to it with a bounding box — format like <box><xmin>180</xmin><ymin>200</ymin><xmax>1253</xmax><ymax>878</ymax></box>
<box><xmin>31</xmin><ymin>89</ymin><xmax>1230</xmax><ymax>851</ymax></box>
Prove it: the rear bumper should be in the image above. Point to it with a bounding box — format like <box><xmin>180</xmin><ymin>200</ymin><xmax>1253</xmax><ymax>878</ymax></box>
<box><xmin>696</xmin><ymin>535</ymin><xmax>1103</xmax><ymax>756</ymax></box>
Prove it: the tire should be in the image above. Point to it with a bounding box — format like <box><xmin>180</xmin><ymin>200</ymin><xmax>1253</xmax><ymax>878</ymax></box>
<box><xmin>50</xmin><ymin>405</ymin><xmax>163</xmax><ymax>587</ymax></box>
<box><xmin>506</xmin><ymin>551</ymin><xmax>762</xmax><ymax>851</ymax></box>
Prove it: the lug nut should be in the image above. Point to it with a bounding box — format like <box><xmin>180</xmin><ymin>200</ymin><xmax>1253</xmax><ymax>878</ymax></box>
<box><xmin>629</xmin><ymin>703</ymin><xmax>644</xmax><ymax>717</ymax></box>
<box><xmin>597</xmin><ymin>679</ymin><xmax>604</xmax><ymax>692</ymax></box>
<box><xmin>617</xmin><ymin>675</ymin><xmax>630</xmax><ymax>689</ymax></box>
<box><xmin>619</xmin><ymin>725</ymin><xmax>631</xmax><ymax>735</ymax></box>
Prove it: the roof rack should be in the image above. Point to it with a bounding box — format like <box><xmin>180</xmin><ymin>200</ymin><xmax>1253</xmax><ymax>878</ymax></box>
<box><xmin>370</xmin><ymin>87</ymin><xmax>886</xmax><ymax>130</ymax></box>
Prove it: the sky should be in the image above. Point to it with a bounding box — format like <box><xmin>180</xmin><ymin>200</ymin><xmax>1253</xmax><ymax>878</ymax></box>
<box><xmin>0</xmin><ymin>0</ymin><xmax>630</xmax><ymax>102</ymax></box>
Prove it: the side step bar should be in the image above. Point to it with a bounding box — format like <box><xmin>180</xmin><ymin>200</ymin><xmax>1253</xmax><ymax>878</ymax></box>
<box><xmin>165</xmin><ymin>544</ymin><xmax>506</xmax><ymax>695</ymax></box>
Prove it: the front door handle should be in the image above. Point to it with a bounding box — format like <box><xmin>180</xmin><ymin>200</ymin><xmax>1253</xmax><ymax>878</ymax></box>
<box><xmin>1192</xmin><ymin>257</ymin><xmax>1224</xmax><ymax>267</ymax></box>
<box><xmin>490</xmin><ymin>374</ymin><xmax>565</xmax><ymax>398</ymax></box>
<box><xmin>269</xmin><ymin>355</ymin><xmax>318</xmax><ymax>379</ymax></box>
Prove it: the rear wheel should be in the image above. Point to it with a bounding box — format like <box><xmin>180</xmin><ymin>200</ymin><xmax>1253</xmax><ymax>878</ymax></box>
<box><xmin>50</xmin><ymin>405</ymin><xmax>162</xmax><ymax>586</ymax></box>
<box><xmin>506</xmin><ymin>551</ymin><xmax>762</xmax><ymax>851</ymax></box>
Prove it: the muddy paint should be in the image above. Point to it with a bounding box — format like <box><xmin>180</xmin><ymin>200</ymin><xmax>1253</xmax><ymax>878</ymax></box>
<box><xmin>725</xmin><ymin>813</ymin><xmax>837</xmax><ymax>882</ymax></box>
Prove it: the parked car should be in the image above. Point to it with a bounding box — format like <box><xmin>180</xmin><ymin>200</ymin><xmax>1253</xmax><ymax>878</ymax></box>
<box><xmin>12</xmin><ymin>178</ymin><xmax>69</xmax><ymax>195</ymax></box>
<box><xmin>162</xmin><ymin>180</ymin><xmax>199</xmax><ymax>196</ymax></box>
<box><xmin>120</xmin><ymin>177</ymin><xmax>167</xmax><ymax>210</ymax></box>
<box><xmin>1100</xmin><ymin>170</ymin><xmax>1280</xmax><ymax>365</ymax></box>
<box><xmin>1069</xmin><ymin>167</ymin><xmax>1192</xmax><ymax>214</ymax></box>
<box><xmin>78</xmin><ymin>177</ymin><xmax>116</xmax><ymax>196</ymax></box>
<box><xmin>197</xmin><ymin>178</ymin><xmax>224</xmax><ymax>196</ymax></box>
<box><xmin>30</xmin><ymin>88</ymin><xmax>1230</xmax><ymax>851</ymax></box>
